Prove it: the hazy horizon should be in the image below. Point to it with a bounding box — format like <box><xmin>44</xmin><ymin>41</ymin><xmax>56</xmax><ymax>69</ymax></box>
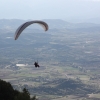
<box><xmin>0</xmin><ymin>0</ymin><xmax>100</xmax><ymax>23</ymax></box>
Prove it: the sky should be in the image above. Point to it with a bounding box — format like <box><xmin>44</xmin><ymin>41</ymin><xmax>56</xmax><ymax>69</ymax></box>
<box><xmin>0</xmin><ymin>0</ymin><xmax>100</xmax><ymax>22</ymax></box>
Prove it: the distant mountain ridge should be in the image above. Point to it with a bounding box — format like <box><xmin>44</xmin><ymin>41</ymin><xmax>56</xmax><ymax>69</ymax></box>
<box><xmin>0</xmin><ymin>19</ymin><xmax>100</xmax><ymax>30</ymax></box>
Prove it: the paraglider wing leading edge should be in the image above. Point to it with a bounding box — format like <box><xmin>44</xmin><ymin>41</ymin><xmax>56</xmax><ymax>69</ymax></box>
<box><xmin>14</xmin><ymin>20</ymin><xmax>49</xmax><ymax>40</ymax></box>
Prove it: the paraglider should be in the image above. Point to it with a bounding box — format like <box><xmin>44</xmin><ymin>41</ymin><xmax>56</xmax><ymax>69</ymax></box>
<box><xmin>14</xmin><ymin>20</ymin><xmax>49</xmax><ymax>68</ymax></box>
<box><xmin>14</xmin><ymin>20</ymin><xmax>49</xmax><ymax>40</ymax></box>
<box><xmin>34</xmin><ymin>61</ymin><xmax>40</xmax><ymax>68</ymax></box>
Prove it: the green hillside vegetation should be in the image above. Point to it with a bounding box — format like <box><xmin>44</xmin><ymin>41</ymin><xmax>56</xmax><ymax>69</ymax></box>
<box><xmin>0</xmin><ymin>79</ymin><xmax>37</xmax><ymax>100</ymax></box>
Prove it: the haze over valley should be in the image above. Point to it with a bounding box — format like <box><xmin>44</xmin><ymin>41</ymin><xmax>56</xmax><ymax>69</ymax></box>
<box><xmin>0</xmin><ymin>19</ymin><xmax>100</xmax><ymax>100</ymax></box>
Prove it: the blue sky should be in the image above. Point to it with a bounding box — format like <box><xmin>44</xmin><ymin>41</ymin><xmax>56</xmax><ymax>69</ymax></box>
<box><xmin>0</xmin><ymin>0</ymin><xmax>100</xmax><ymax>21</ymax></box>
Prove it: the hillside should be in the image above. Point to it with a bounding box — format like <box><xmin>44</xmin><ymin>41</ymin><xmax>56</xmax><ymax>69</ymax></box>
<box><xmin>0</xmin><ymin>79</ymin><xmax>37</xmax><ymax>100</ymax></box>
<box><xmin>0</xmin><ymin>19</ymin><xmax>100</xmax><ymax>30</ymax></box>
<box><xmin>0</xmin><ymin>19</ymin><xmax>100</xmax><ymax>100</ymax></box>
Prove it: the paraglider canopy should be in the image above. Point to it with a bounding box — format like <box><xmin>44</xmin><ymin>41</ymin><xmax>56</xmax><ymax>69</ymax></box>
<box><xmin>14</xmin><ymin>20</ymin><xmax>49</xmax><ymax>40</ymax></box>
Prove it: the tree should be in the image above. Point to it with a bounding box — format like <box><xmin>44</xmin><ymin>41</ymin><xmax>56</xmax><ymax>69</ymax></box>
<box><xmin>0</xmin><ymin>79</ymin><xmax>38</xmax><ymax>100</ymax></box>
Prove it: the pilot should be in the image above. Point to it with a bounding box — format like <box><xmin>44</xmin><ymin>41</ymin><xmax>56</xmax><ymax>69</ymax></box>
<box><xmin>34</xmin><ymin>62</ymin><xmax>40</xmax><ymax>67</ymax></box>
